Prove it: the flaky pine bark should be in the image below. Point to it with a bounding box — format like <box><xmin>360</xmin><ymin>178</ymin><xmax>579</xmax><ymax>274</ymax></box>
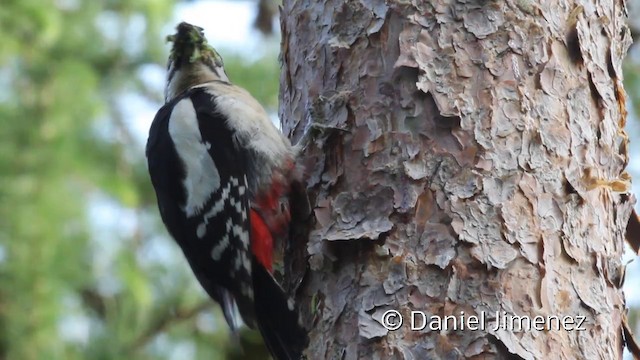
<box><xmin>280</xmin><ymin>0</ymin><xmax>633</xmax><ymax>359</ymax></box>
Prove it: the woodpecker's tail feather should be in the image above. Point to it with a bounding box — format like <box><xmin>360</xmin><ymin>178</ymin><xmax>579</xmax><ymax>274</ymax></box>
<box><xmin>219</xmin><ymin>288</ymin><xmax>241</xmax><ymax>332</ymax></box>
<box><xmin>252</xmin><ymin>257</ymin><xmax>308</xmax><ymax>360</ymax></box>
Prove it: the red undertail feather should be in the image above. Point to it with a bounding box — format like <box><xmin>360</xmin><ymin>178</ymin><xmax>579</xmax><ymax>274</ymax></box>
<box><xmin>250</xmin><ymin>210</ymin><xmax>274</xmax><ymax>272</ymax></box>
<box><xmin>251</xmin><ymin>162</ymin><xmax>298</xmax><ymax>273</ymax></box>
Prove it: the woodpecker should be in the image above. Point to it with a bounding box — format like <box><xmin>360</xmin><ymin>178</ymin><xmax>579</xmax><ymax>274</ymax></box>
<box><xmin>146</xmin><ymin>22</ymin><xmax>307</xmax><ymax>359</ymax></box>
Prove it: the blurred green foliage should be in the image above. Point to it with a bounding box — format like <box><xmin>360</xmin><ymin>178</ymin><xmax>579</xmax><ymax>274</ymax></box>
<box><xmin>0</xmin><ymin>1</ymin><xmax>280</xmax><ymax>359</ymax></box>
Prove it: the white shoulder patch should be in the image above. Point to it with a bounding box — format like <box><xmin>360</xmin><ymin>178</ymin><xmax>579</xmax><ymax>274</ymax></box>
<box><xmin>168</xmin><ymin>99</ymin><xmax>221</xmax><ymax>217</ymax></box>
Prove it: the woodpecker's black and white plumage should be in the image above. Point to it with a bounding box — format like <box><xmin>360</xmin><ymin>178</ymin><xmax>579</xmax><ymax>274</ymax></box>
<box><xmin>146</xmin><ymin>22</ymin><xmax>307</xmax><ymax>359</ymax></box>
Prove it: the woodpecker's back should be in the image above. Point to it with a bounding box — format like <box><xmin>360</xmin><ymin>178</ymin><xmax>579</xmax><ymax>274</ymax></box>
<box><xmin>146</xmin><ymin>22</ymin><xmax>307</xmax><ymax>359</ymax></box>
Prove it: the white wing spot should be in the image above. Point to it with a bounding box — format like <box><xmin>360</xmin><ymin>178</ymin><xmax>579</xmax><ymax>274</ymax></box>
<box><xmin>168</xmin><ymin>99</ymin><xmax>221</xmax><ymax>217</ymax></box>
<box><xmin>211</xmin><ymin>234</ymin><xmax>230</xmax><ymax>260</ymax></box>
<box><xmin>241</xmin><ymin>283</ymin><xmax>254</xmax><ymax>298</ymax></box>
<box><xmin>241</xmin><ymin>202</ymin><xmax>247</xmax><ymax>222</ymax></box>
<box><xmin>234</xmin><ymin>253</ymin><xmax>243</xmax><ymax>271</ymax></box>
<box><xmin>242</xmin><ymin>252</ymin><xmax>251</xmax><ymax>271</ymax></box>
<box><xmin>197</xmin><ymin>223</ymin><xmax>206</xmax><ymax>239</ymax></box>
<box><xmin>234</xmin><ymin>252</ymin><xmax>251</xmax><ymax>271</ymax></box>
<box><xmin>242</xmin><ymin>235</ymin><xmax>249</xmax><ymax>249</ymax></box>
<box><xmin>232</xmin><ymin>225</ymin><xmax>250</xmax><ymax>245</ymax></box>
<box><xmin>197</xmin><ymin>184</ymin><xmax>232</xmax><ymax>238</ymax></box>
<box><xmin>205</xmin><ymin>185</ymin><xmax>232</xmax><ymax>219</ymax></box>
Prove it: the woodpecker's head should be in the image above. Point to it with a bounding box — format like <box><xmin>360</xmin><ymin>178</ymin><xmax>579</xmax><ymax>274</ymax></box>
<box><xmin>165</xmin><ymin>22</ymin><xmax>229</xmax><ymax>102</ymax></box>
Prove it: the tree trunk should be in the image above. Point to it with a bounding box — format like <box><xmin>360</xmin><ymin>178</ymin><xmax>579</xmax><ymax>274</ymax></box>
<box><xmin>280</xmin><ymin>0</ymin><xmax>633</xmax><ymax>359</ymax></box>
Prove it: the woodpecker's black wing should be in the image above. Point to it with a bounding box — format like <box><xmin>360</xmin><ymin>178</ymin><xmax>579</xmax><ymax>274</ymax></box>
<box><xmin>146</xmin><ymin>87</ymin><xmax>256</xmax><ymax>327</ymax></box>
<box><xmin>189</xmin><ymin>89</ymin><xmax>308</xmax><ymax>359</ymax></box>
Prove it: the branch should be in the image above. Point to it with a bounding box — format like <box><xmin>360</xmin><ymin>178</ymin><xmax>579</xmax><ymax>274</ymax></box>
<box><xmin>127</xmin><ymin>301</ymin><xmax>214</xmax><ymax>352</ymax></box>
